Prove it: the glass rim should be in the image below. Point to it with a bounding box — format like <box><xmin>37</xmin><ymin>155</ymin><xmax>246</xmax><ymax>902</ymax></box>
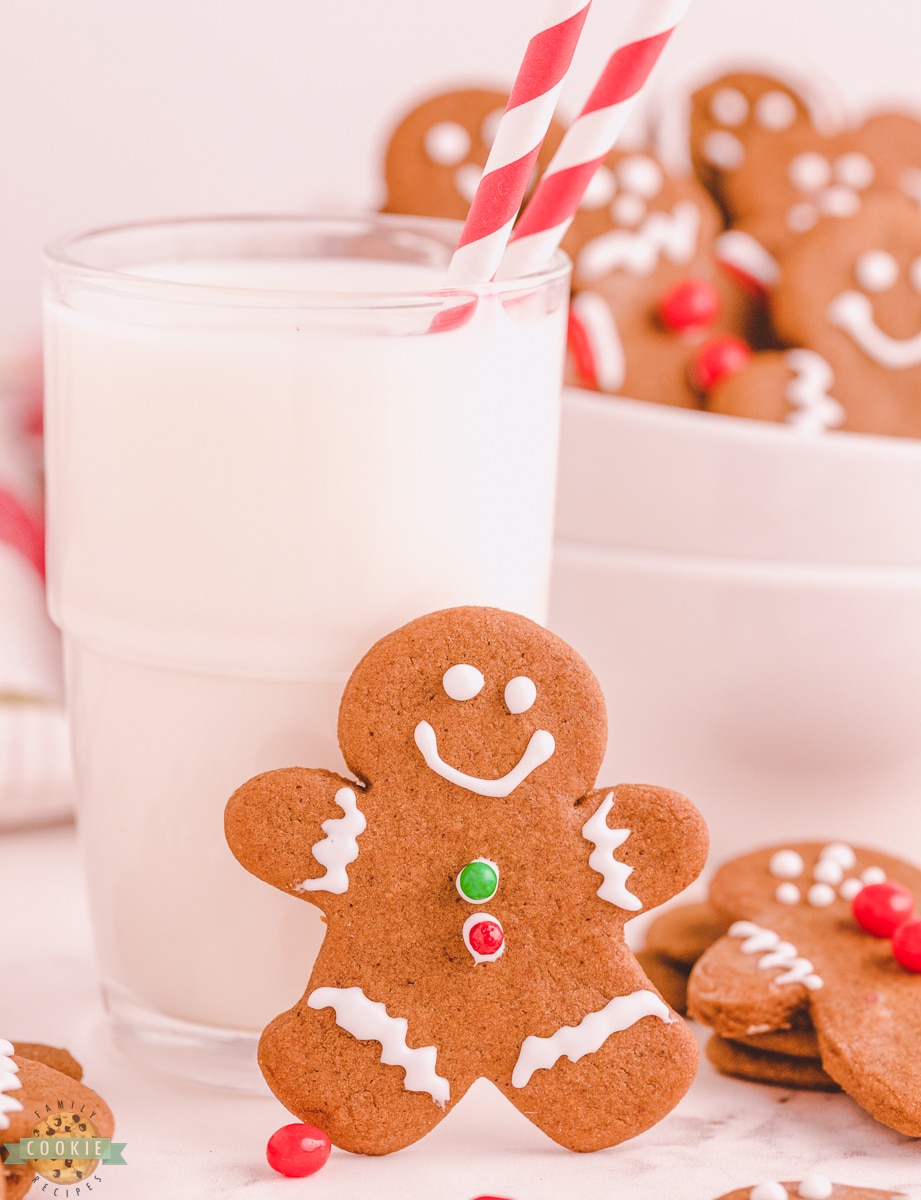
<box><xmin>42</xmin><ymin>212</ymin><xmax>571</xmax><ymax>309</ymax></box>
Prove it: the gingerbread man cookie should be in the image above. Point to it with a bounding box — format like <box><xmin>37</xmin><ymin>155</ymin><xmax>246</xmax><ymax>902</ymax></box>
<box><xmin>225</xmin><ymin>607</ymin><xmax>708</xmax><ymax>1155</ymax></box>
<box><xmin>708</xmin><ymin>195</ymin><xmax>921</xmax><ymax>437</ymax></box>
<box><xmin>687</xmin><ymin>840</ymin><xmax>921</xmax><ymax>1135</ymax></box>
<box><xmin>380</xmin><ymin>87</ymin><xmax>564</xmax><ymax>222</ymax></box>
<box><xmin>563</xmin><ymin>145</ymin><xmax>760</xmax><ymax>408</ymax></box>
<box><xmin>714</xmin><ymin>1181</ymin><xmax>906</xmax><ymax>1200</ymax></box>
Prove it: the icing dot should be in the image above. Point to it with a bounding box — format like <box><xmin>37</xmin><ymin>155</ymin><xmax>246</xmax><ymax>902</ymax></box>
<box><xmin>855</xmin><ymin>249</ymin><xmax>899</xmax><ymax>292</ymax></box>
<box><xmin>775</xmin><ymin>882</ymin><xmax>801</xmax><ymax>905</ymax></box>
<box><xmin>835</xmin><ymin>152</ymin><xmax>875</xmax><ymax>189</ymax></box>
<box><xmin>454</xmin><ymin>162</ymin><xmax>482</xmax><ymax>204</ymax></box>
<box><xmin>909</xmin><ymin>255</ymin><xmax>921</xmax><ymax>295</ymax></box>
<box><xmin>787</xmin><ymin>203</ymin><xmax>818</xmax><ymax>233</ymax></box>
<box><xmin>756</xmin><ymin>90</ymin><xmax>797</xmax><ymax>131</ymax></box>
<box><xmin>424</xmin><ymin>121</ymin><xmax>472</xmax><ymax>166</ymax></box>
<box><xmin>702</xmin><ymin>129</ymin><xmax>744</xmax><ymax>169</ymax></box>
<box><xmin>769</xmin><ymin>849</ymin><xmax>804</xmax><ymax>879</ymax></box>
<box><xmin>861</xmin><ymin>865</ymin><xmax>887</xmax><ymax>885</ymax></box>
<box><xmin>443</xmin><ymin>664</ymin><xmax>484</xmax><ymax>702</ymax></box>
<box><xmin>481</xmin><ymin>108</ymin><xmax>504</xmax><ymax>150</ymax></box>
<box><xmin>463</xmin><ymin>913</ymin><xmax>505</xmax><ymax>963</ymax></box>
<box><xmin>818</xmin><ymin>185</ymin><xmax>860</xmax><ymax>218</ymax></box>
<box><xmin>751</xmin><ymin>1184</ymin><xmax>789</xmax><ymax>1200</ymax></box>
<box><xmin>808</xmin><ymin>882</ymin><xmax>836</xmax><ymax>907</ymax></box>
<box><xmin>612</xmin><ymin>192</ymin><xmax>646</xmax><ymax>227</ymax></box>
<box><xmin>710</xmin><ymin>87</ymin><xmax>749</xmax><ymax>127</ymax></box>
<box><xmin>798</xmin><ymin>1176</ymin><xmax>833</xmax><ymax>1200</ymax></box>
<box><xmin>821</xmin><ymin>843</ymin><xmax>856</xmax><ymax>869</ymax></box>
<box><xmin>839</xmin><ymin>878</ymin><xmax>863</xmax><ymax>901</ymax></box>
<box><xmin>812</xmin><ymin>857</ymin><xmax>843</xmax><ymax>886</ymax></box>
<box><xmin>504</xmin><ymin>676</ymin><xmax>536</xmax><ymax>714</ymax></box>
<box><xmin>789</xmin><ymin>152</ymin><xmax>832</xmax><ymax>193</ymax></box>
<box><xmin>618</xmin><ymin>154</ymin><xmax>663</xmax><ymax>198</ymax></box>
<box><xmin>581</xmin><ymin>164</ymin><xmax>617</xmax><ymax>209</ymax></box>
<box><xmin>457</xmin><ymin>858</ymin><xmax>499</xmax><ymax>903</ymax></box>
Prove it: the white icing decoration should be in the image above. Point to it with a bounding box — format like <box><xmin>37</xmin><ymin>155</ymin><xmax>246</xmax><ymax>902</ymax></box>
<box><xmin>818</xmin><ymin>185</ymin><xmax>860</xmax><ymax>218</ymax></box>
<box><xmin>580</xmin><ymin>164</ymin><xmax>617</xmax><ymax>210</ymax></box>
<box><xmin>775</xmin><ymin>882</ymin><xmax>801</xmax><ymax>905</ymax></box>
<box><xmin>308</xmin><ymin>987</ymin><xmax>450</xmax><ymax>1105</ymax></box>
<box><xmin>839</xmin><ymin>878</ymin><xmax>863</xmax><ymax>901</ymax></box>
<box><xmin>577</xmin><ymin>200</ymin><xmax>701</xmax><ymax>282</ymax></box>
<box><xmin>570</xmin><ymin>291</ymin><xmax>626</xmax><ymax>392</ymax></box>
<box><xmin>715</xmin><ymin>229</ymin><xmax>780</xmax><ymax>287</ymax></box>
<box><xmin>751</xmin><ymin>1184</ymin><xmax>789</xmax><ymax>1200</ymax></box>
<box><xmin>296</xmin><ymin>787</ymin><xmax>366</xmax><ymax>895</ymax></box>
<box><xmin>821</xmin><ymin>843</ymin><xmax>856</xmax><ymax>869</ymax></box>
<box><xmin>480</xmin><ymin>108</ymin><xmax>504</xmax><ymax>150</ymax></box>
<box><xmin>456</xmin><ymin>857</ymin><xmax>499</xmax><ymax>904</ymax></box>
<box><xmin>769</xmin><ymin>849</ymin><xmax>804</xmax><ymax>879</ymax></box>
<box><xmin>828</xmin><ymin>291</ymin><xmax>921</xmax><ymax>368</ymax></box>
<box><xmin>612</xmin><ymin>192</ymin><xmax>646</xmax><ymax>228</ymax></box>
<box><xmin>729</xmin><ymin>921</ymin><xmax>824</xmax><ymax>989</ymax></box>
<box><xmin>835</xmin><ymin>152</ymin><xmax>875</xmax><ymax>189</ymax></box>
<box><xmin>454</xmin><ymin>162</ymin><xmax>482</xmax><ymax>204</ymax></box>
<box><xmin>901</xmin><ymin>166</ymin><xmax>921</xmax><ymax>205</ymax></box>
<box><xmin>617</xmin><ymin>154</ymin><xmax>663</xmax><ymax>198</ymax></box>
<box><xmin>798</xmin><ymin>1177</ymin><xmax>833</xmax><ymax>1200</ymax></box>
<box><xmin>787</xmin><ymin>202</ymin><xmax>818</xmax><ymax>233</ymax></box>
<box><xmin>812</xmin><ymin>857</ymin><xmax>843</xmax><ymax>886</ymax></box>
<box><xmin>702</xmin><ymin>129</ymin><xmax>744</xmax><ymax>169</ymax></box>
<box><xmin>784</xmin><ymin>349</ymin><xmax>846</xmax><ymax>432</ymax></box>
<box><xmin>413</xmin><ymin>721</ymin><xmax>554</xmax><ymax>798</ymax></box>
<box><xmin>581</xmin><ymin>792</ymin><xmax>642</xmax><ymax>912</ymax></box>
<box><xmin>710</xmin><ymin>87</ymin><xmax>749</xmax><ymax>127</ymax></box>
<box><xmin>424</xmin><ymin>121</ymin><xmax>471</xmax><ymax>166</ymax></box>
<box><xmin>443</xmin><ymin>663</ymin><xmax>485</xmax><ymax>702</ymax></box>
<box><xmin>504</xmin><ymin>676</ymin><xmax>536</xmax><ymax>714</ymax></box>
<box><xmin>756</xmin><ymin>90</ymin><xmax>797</xmax><ymax>131</ymax></box>
<box><xmin>462</xmin><ymin>911</ymin><xmax>505</xmax><ymax>963</ymax></box>
<box><xmin>861</xmin><ymin>865</ymin><xmax>887</xmax><ymax>884</ymax></box>
<box><xmin>910</xmin><ymin>255</ymin><xmax>921</xmax><ymax>295</ymax></box>
<box><xmin>855</xmin><ymin>249</ymin><xmax>899</xmax><ymax>292</ymax></box>
<box><xmin>789</xmin><ymin>152</ymin><xmax>831</xmax><ymax>193</ymax></box>
<box><xmin>511</xmin><ymin>989</ymin><xmax>670</xmax><ymax>1088</ymax></box>
<box><xmin>0</xmin><ymin>1039</ymin><xmax>23</xmax><ymax>1130</ymax></box>
<box><xmin>807</xmin><ymin>882</ymin><xmax>836</xmax><ymax>907</ymax></box>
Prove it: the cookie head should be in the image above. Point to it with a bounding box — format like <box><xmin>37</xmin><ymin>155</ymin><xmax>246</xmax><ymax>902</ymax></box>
<box><xmin>337</xmin><ymin>607</ymin><xmax>607</xmax><ymax>801</ymax></box>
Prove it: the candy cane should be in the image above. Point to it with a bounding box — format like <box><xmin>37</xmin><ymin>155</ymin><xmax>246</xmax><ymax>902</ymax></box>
<box><xmin>499</xmin><ymin>0</ymin><xmax>694</xmax><ymax>279</ymax></box>
<box><xmin>447</xmin><ymin>0</ymin><xmax>592</xmax><ymax>284</ymax></box>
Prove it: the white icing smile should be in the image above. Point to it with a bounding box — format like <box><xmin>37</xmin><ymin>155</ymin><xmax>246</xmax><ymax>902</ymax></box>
<box><xmin>577</xmin><ymin>200</ymin><xmax>701</xmax><ymax>283</ymax></box>
<box><xmin>828</xmin><ymin>290</ymin><xmax>921</xmax><ymax>368</ymax></box>
<box><xmin>414</xmin><ymin>720</ymin><xmax>555</xmax><ymax>798</ymax></box>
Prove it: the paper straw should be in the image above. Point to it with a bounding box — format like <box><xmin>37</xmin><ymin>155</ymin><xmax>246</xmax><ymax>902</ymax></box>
<box><xmin>498</xmin><ymin>0</ymin><xmax>694</xmax><ymax>279</ymax></box>
<box><xmin>447</xmin><ymin>0</ymin><xmax>592</xmax><ymax>284</ymax></box>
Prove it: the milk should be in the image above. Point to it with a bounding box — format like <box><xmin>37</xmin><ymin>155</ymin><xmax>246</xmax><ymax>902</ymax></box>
<box><xmin>42</xmin><ymin>218</ymin><xmax>569</xmax><ymax>1063</ymax></box>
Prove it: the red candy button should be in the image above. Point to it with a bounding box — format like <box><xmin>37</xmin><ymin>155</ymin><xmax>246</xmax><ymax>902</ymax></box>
<box><xmin>893</xmin><ymin>917</ymin><xmax>921</xmax><ymax>972</ymax></box>
<box><xmin>689</xmin><ymin>335</ymin><xmax>751</xmax><ymax>394</ymax></box>
<box><xmin>468</xmin><ymin>919</ymin><xmax>504</xmax><ymax>958</ymax></box>
<box><xmin>266</xmin><ymin>1123</ymin><xmax>331</xmax><ymax>1177</ymax></box>
<box><xmin>852</xmin><ymin>880</ymin><xmax>915</xmax><ymax>938</ymax></box>
<box><xmin>657</xmin><ymin>278</ymin><xmax>721</xmax><ymax>334</ymax></box>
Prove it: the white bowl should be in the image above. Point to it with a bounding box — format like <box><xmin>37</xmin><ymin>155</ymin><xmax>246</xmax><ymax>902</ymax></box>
<box><xmin>550</xmin><ymin>388</ymin><xmax>921</xmax><ymax>868</ymax></box>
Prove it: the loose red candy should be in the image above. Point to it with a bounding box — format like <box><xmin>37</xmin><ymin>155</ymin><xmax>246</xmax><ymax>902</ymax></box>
<box><xmin>852</xmin><ymin>880</ymin><xmax>915</xmax><ymax>938</ymax></box>
<box><xmin>266</xmin><ymin>1123</ymin><xmax>331</xmax><ymax>1178</ymax></box>
<box><xmin>657</xmin><ymin>278</ymin><xmax>721</xmax><ymax>334</ymax></box>
<box><xmin>892</xmin><ymin>917</ymin><xmax>921</xmax><ymax>972</ymax></box>
<box><xmin>689</xmin><ymin>335</ymin><xmax>751</xmax><ymax>394</ymax></box>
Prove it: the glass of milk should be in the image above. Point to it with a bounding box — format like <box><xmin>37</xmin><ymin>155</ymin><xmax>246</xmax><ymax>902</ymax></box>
<box><xmin>42</xmin><ymin>214</ymin><xmax>570</xmax><ymax>1087</ymax></box>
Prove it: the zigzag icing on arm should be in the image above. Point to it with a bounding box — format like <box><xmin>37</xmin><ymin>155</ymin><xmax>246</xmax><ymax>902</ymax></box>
<box><xmin>581</xmin><ymin>792</ymin><xmax>642</xmax><ymax>911</ymax></box>
<box><xmin>0</xmin><ymin>1038</ymin><xmax>23</xmax><ymax>1129</ymax></box>
<box><xmin>296</xmin><ymin>787</ymin><xmax>366</xmax><ymax>895</ymax></box>
<box><xmin>512</xmin><ymin>989</ymin><xmax>670</xmax><ymax>1088</ymax></box>
<box><xmin>729</xmin><ymin>921</ymin><xmax>824</xmax><ymax>989</ymax></box>
<box><xmin>307</xmin><ymin>987</ymin><xmax>450</xmax><ymax>1106</ymax></box>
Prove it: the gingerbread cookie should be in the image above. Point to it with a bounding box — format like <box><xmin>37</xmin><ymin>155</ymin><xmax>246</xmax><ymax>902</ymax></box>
<box><xmin>705</xmin><ymin>1033</ymin><xmax>839</xmax><ymax>1092</ymax></box>
<box><xmin>687</xmin><ymin>840</ymin><xmax>921</xmax><ymax>1135</ymax></box>
<box><xmin>563</xmin><ymin>145</ymin><xmax>761</xmax><ymax>408</ymax></box>
<box><xmin>708</xmin><ymin>195</ymin><xmax>921</xmax><ymax>437</ymax></box>
<box><xmin>225</xmin><ymin>606</ymin><xmax>708</xmax><ymax>1155</ymax></box>
<box><xmin>714</xmin><ymin>1181</ymin><xmax>906</xmax><ymax>1200</ymax></box>
<box><xmin>380</xmin><ymin>87</ymin><xmax>564</xmax><ymax>222</ymax></box>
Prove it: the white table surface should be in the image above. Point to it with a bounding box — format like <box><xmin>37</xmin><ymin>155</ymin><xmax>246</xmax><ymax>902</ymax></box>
<box><xmin>1</xmin><ymin>822</ymin><xmax>918</xmax><ymax>1200</ymax></box>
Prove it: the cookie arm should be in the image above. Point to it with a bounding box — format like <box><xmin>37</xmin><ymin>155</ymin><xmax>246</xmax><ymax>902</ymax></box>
<box><xmin>581</xmin><ymin>783</ymin><xmax>708</xmax><ymax>913</ymax></box>
<box><xmin>224</xmin><ymin>766</ymin><xmax>367</xmax><ymax>907</ymax></box>
<box><xmin>686</xmin><ymin>933</ymin><xmax>812</xmax><ymax>1036</ymax></box>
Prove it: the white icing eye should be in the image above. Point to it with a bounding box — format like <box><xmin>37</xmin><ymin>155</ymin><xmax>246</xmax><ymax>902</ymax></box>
<box><xmin>807</xmin><ymin>882</ymin><xmax>836</xmax><ymax>907</ymax></box>
<box><xmin>909</xmin><ymin>255</ymin><xmax>921</xmax><ymax>295</ymax></box>
<box><xmin>835</xmin><ymin>152</ymin><xmax>875</xmax><ymax>190</ymax></box>
<box><xmin>789</xmin><ymin>152</ymin><xmax>832</xmax><ymax>193</ymax></box>
<box><xmin>820</xmin><ymin>842</ymin><xmax>856</xmax><ymax>869</ymax></box>
<box><xmin>751</xmin><ymin>1183</ymin><xmax>789</xmax><ymax>1200</ymax></box>
<box><xmin>839</xmin><ymin>878</ymin><xmax>863</xmax><ymax>900</ymax></box>
<box><xmin>775</xmin><ymin>882</ymin><xmax>801</xmax><ymax>905</ymax></box>
<box><xmin>702</xmin><ymin>129</ymin><xmax>744</xmax><ymax>169</ymax></box>
<box><xmin>798</xmin><ymin>1177</ymin><xmax>833</xmax><ymax>1200</ymax></box>
<box><xmin>756</xmin><ymin>90</ymin><xmax>797</xmax><ymax>131</ymax></box>
<box><xmin>818</xmin><ymin>185</ymin><xmax>860</xmax><ymax>218</ymax></box>
<box><xmin>812</xmin><ymin>857</ymin><xmax>843</xmax><ymax>886</ymax></box>
<box><xmin>769</xmin><ymin>849</ymin><xmax>804</xmax><ymax>879</ymax></box>
<box><xmin>425</xmin><ymin>121</ymin><xmax>472</xmax><ymax>166</ymax></box>
<box><xmin>861</xmin><ymin>865</ymin><xmax>886</xmax><ymax>885</ymax></box>
<box><xmin>787</xmin><ymin>202</ymin><xmax>818</xmax><ymax>233</ymax></box>
<box><xmin>454</xmin><ymin>162</ymin><xmax>482</xmax><ymax>204</ymax></box>
<box><xmin>855</xmin><ymin>250</ymin><xmax>899</xmax><ymax>292</ymax></box>
<box><xmin>710</xmin><ymin>87</ymin><xmax>749</xmax><ymax>127</ymax></box>
<box><xmin>618</xmin><ymin>155</ymin><xmax>663</xmax><ymax>198</ymax></box>
<box><xmin>612</xmin><ymin>192</ymin><xmax>646</xmax><ymax>227</ymax></box>
<box><xmin>443</xmin><ymin>664</ymin><xmax>484</xmax><ymax>701</ymax></box>
<box><xmin>581</xmin><ymin>164</ymin><xmax>617</xmax><ymax>209</ymax></box>
<box><xmin>504</xmin><ymin>676</ymin><xmax>536</xmax><ymax>714</ymax></box>
<box><xmin>481</xmin><ymin>108</ymin><xmax>505</xmax><ymax>150</ymax></box>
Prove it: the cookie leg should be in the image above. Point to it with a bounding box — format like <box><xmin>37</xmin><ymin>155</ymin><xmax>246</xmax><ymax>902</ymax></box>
<box><xmin>499</xmin><ymin>1003</ymin><xmax>698</xmax><ymax>1152</ymax></box>
<box><xmin>258</xmin><ymin>1000</ymin><xmax>455</xmax><ymax>1156</ymax></box>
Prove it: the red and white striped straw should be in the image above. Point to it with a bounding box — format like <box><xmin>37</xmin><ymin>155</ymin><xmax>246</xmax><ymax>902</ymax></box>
<box><xmin>498</xmin><ymin>0</ymin><xmax>694</xmax><ymax>279</ymax></box>
<box><xmin>447</xmin><ymin>0</ymin><xmax>592</xmax><ymax>285</ymax></box>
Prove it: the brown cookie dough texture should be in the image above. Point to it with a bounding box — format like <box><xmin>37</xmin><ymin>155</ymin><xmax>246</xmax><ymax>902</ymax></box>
<box><xmin>705</xmin><ymin>1033</ymin><xmax>838</xmax><ymax>1092</ymax></box>
<box><xmin>715</xmin><ymin>1183</ymin><xmax>906</xmax><ymax>1200</ymax></box>
<box><xmin>225</xmin><ymin>606</ymin><xmax>708</xmax><ymax>1155</ymax></box>
<box><xmin>687</xmin><ymin>840</ymin><xmax>921</xmax><ymax>1134</ymax></box>
<box><xmin>634</xmin><ymin>901</ymin><xmax>730</xmax><ymax>1014</ymax></box>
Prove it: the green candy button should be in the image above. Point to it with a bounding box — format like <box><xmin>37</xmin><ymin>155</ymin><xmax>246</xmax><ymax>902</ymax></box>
<box><xmin>457</xmin><ymin>858</ymin><xmax>499</xmax><ymax>903</ymax></box>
